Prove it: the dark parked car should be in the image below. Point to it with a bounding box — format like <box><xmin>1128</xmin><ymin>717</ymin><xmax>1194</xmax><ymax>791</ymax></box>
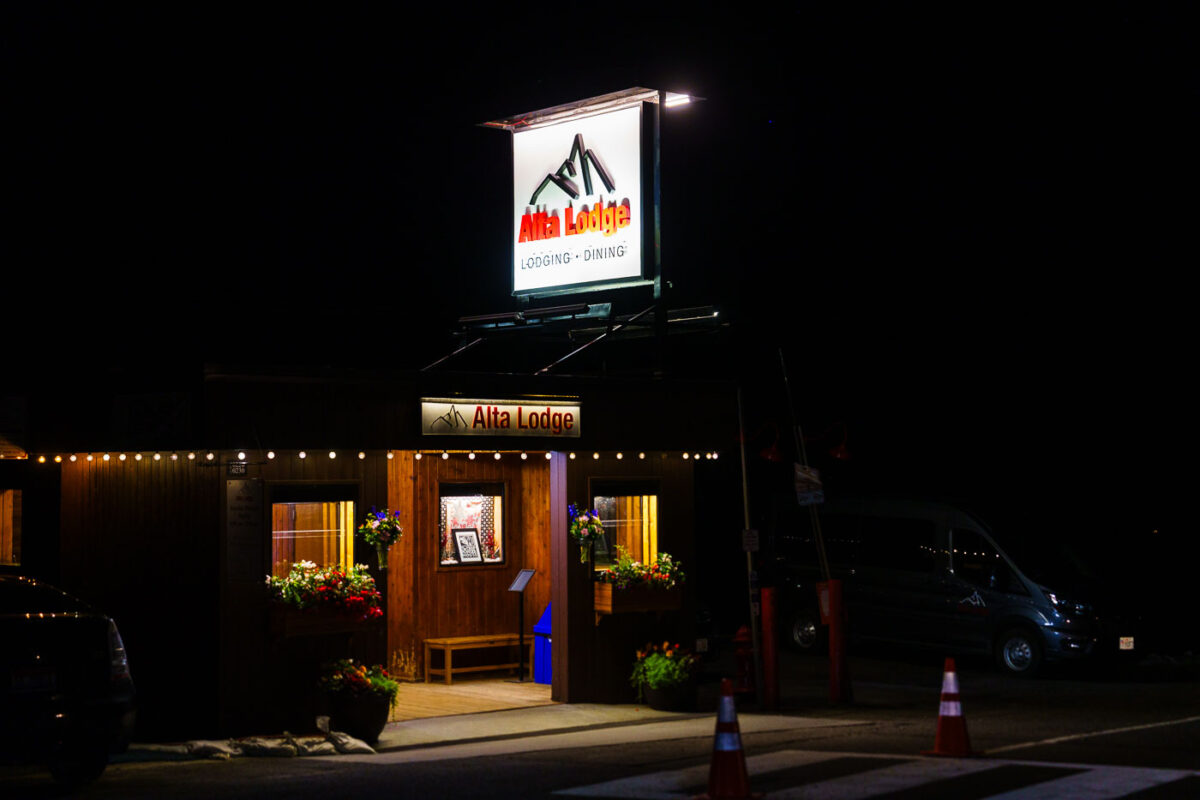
<box><xmin>773</xmin><ymin>496</ymin><xmax>1141</xmax><ymax>676</ymax></box>
<box><xmin>1</xmin><ymin>575</ymin><xmax>135</xmax><ymax>786</ymax></box>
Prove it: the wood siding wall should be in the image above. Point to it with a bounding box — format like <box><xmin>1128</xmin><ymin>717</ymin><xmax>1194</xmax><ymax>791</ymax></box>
<box><xmin>59</xmin><ymin>457</ymin><xmax>221</xmax><ymax>740</ymax></box>
<box><xmin>0</xmin><ymin>488</ymin><xmax>19</xmax><ymax>565</ymax></box>
<box><xmin>387</xmin><ymin>453</ymin><xmax>552</xmax><ymax>682</ymax></box>
<box><xmin>219</xmin><ymin>451</ymin><xmax>389</xmax><ymax>736</ymax></box>
<box><xmin>564</xmin><ymin>456</ymin><xmax>697</xmax><ymax>702</ymax></box>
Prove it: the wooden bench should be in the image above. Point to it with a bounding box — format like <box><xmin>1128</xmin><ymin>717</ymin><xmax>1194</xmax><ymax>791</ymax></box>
<box><xmin>423</xmin><ymin>634</ymin><xmax>534</xmax><ymax>685</ymax></box>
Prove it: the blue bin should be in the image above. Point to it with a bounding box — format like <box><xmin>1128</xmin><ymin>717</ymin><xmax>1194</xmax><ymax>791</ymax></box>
<box><xmin>533</xmin><ymin>603</ymin><xmax>552</xmax><ymax>685</ymax></box>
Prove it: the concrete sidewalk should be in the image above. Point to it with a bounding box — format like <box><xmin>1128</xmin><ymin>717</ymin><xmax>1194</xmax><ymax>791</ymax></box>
<box><xmin>117</xmin><ymin>699</ymin><xmax>861</xmax><ymax>764</ymax></box>
<box><xmin>375</xmin><ymin>702</ymin><xmax>705</xmax><ymax>751</ymax></box>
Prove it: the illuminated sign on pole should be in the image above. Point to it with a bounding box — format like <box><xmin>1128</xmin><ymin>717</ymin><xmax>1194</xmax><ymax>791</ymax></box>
<box><xmin>511</xmin><ymin>105</ymin><xmax>644</xmax><ymax>295</ymax></box>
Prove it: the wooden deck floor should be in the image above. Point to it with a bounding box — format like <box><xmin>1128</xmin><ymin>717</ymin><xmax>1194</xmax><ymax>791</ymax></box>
<box><xmin>389</xmin><ymin>675</ymin><xmax>555</xmax><ymax>722</ymax></box>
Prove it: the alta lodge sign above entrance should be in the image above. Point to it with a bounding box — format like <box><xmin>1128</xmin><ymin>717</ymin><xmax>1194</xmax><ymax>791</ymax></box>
<box><xmin>491</xmin><ymin>89</ymin><xmax>655</xmax><ymax>298</ymax></box>
<box><xmin>421</xmin><ymin>398</ymin><xmax>581</xmax><ymax>438</ymax></box>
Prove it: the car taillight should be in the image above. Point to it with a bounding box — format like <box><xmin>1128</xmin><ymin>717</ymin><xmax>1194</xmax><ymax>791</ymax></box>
<box><xmin>108</xmin><ymin>619</ymin><xmax>132</xmax><ymax>684</ymax></box>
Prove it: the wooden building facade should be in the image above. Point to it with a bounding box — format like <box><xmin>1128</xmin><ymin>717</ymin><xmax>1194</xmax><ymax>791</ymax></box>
<box><xmin>13</xmin><ymin>366</ymin><xmax>737</xmax><ymax>739</ymax></box>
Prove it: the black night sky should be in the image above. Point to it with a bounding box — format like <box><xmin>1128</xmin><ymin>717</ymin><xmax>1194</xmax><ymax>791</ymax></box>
<box><xmin>4</xmin><ymin>8</ymin><xmax>1192</xmax><ymax>540</ymax></box>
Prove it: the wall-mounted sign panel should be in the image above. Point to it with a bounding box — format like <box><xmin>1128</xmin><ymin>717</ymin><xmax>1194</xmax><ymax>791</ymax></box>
<box><xmin>511</xmin><ymin>105</ymin><xmax>643</xmax><ymax>296</ymax></box>
<box><xmin>421</xmin><ymin>398</ymin><xmax>581</xmax><ymax>438</ymax></box>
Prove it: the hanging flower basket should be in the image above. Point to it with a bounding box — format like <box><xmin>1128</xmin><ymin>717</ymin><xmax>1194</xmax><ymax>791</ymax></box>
<box><xmin>359</xmin><ymin>507</ymin><xmax>404</xmax><ymax>571</ymax></box>
<box><xmin>568</xmin><ymin>503</ymin><xmax>604</xmax><ymax>564</ymax></box>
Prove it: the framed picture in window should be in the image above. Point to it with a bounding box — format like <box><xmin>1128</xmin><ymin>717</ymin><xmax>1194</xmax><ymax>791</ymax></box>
<box><xmin>453</xmin><ymin>528</ymin><xmax>483</xmax><ymax>564</ymax></box>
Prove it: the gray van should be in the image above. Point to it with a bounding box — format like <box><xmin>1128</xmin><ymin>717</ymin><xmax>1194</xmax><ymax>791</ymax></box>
<box><xmin>775</xmin><ymin>496</ymin><xmax>1131</xmax><ymax>676</ymax></box>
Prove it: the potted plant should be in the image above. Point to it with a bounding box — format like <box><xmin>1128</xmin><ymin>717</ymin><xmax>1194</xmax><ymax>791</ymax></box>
<box><xmin>266</xmin><ymin>561</ymin><xmax>384</xmax><ymax>636</ymax></box>
<box><xmin>630</xmin><ymin>641</ymin><xmax>699</xmax><ymax>711</ymax></box>
<box><xmin>358</xmin><ymin>506</ymin><xmax>404</xmax><ymax>570</ymax></box>
<box><xmin>568</xmin><ymin>503</ymin><xmax>605</xmax><ymax>563</ymax></box>
<box><xmin>593</xmin><ymin>547</ymin><xmax>685</xmax><ymax>623</ymax></box>
<box><xmin>318</xmin><ymin>658</ymin><xmax>399</xmax><ymax>743</ymax></box>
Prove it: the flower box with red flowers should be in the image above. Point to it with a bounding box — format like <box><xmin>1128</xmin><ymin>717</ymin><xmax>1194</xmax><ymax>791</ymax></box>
<box><xmin>266</xmin><ymin>561</ymin><xmax>384</xmax><ymax>637</ymax></box>
<box><xmin>592</xmin><ymin>547</ymin><xmax>684</xmax><ymax>624</ymax></box>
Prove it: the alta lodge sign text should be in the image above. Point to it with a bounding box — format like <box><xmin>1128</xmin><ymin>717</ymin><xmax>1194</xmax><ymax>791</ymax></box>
<box><xmin>421</xmin><ymin>398</ymin><xmax>581</xmax><ymax>438</ymax></box>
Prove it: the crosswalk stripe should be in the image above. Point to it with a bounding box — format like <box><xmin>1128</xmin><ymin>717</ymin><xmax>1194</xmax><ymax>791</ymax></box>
<box><xmin>767</xmin><ymin>756</ymin><xmax>997</xmax><ymax>799</ymax></box>
<box><xmin>984</xmin><ymin>766</ymin><xmax>1199</xmax><ymax>800</ymax></box>
<box><xmin>554</xmin><ymin>750</ymin><xmax>1200</xmax><ymax>800</ymax></box>
<box><xmin>554</xmin><ymin>750</ymin><xmax>829</xmax><ymax>798</ymax></box>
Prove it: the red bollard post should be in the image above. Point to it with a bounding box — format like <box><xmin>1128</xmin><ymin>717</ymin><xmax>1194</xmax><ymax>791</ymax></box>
<box><xmin>825</xmin><ymin>578</ymin><xmax>854</xmax><ymax>705</ymax></box>
<box><xmin>822</xmin><ymin>579</ymin><xmax>852</xmax><ymax>704</ymax></box>
<box><xmin>761</xmin><ymin>587</ymin><xmax>779</xmax><ymax>710</ymax></box>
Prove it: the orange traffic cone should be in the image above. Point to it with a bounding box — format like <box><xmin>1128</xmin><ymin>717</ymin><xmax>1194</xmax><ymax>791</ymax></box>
<box><xmin>924</xmin><ymin>657</ymin><xmax>974</xmax><ymax>757</ymax></box>
<box><xmin>695</xmin><ymin>679</ymin><xmax>762</xmax><ymax>799</ymax></box>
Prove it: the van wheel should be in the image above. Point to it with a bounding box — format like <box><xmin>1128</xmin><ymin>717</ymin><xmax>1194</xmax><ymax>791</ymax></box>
<box><xmin>995</xmin><ymin>628</ymin><xmax>1043</xmax><ymax>677</ymax></box>
<box><xmin>788</xmin><ymin>608</ymin><xmax>826</xmax><ymax>653</ymax></box>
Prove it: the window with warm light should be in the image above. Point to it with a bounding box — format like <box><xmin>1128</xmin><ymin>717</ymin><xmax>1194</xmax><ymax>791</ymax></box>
<box><xmin>1</xmin><ymin>489</ymin><xmax>20</xmax><ymax>566</ymax></box>
<box><xmin>270</xmin><ymin>488</ymin><xmax>356</xmax><ymax>578</ymax></box>
<box><xmin>591</xmin><ymin>482</ymin><xmax>658</xmax><ymax>571</ymax></box>
<box><xmin>439</xmin><ymin>483</ymin><xmax>505</xmax><ymax>566</ymax></box>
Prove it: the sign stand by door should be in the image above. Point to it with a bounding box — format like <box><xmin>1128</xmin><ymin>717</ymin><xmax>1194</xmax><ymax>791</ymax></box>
<box><xmin>508</xmin><ymin>568</ymin><xmax>536</xmax><ymax>682</ymax></box>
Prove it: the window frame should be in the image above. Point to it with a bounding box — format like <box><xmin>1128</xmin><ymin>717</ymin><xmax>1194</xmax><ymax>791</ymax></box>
<box><xmin>587</xmin><ymin>477</ymin><xmax>661</xmax><ymax>571</ymax></box>
<box><xmin>265</xmin><ymin>482</ymin><xmax>361</xmax><ymax>578</ymax></box>
<box><xmin>436</xmin><ymin>481</ymin><xmax>509</xmax><ymax>571</ymax></box>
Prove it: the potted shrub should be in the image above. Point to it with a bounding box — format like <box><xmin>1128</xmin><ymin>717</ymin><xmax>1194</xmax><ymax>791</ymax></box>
<box><xmin>318</xmin><ymin>659</ymin><xmax>399</xmax><ymax>744</ymax></box>
<box><xmin>630</xmin><ymin>641</ymin><xmax>699</xmax><ymax>711</ymax></box>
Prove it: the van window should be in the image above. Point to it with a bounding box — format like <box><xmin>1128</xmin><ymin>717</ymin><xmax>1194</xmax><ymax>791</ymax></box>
<box><xmin>855</xmin><ymin>516</ymin><xmax>936</xmax><ymax>573</ymax></box>
<box><xmin>951</xmin><ymin>528</ymin><xmax>1025</xmax><ymax>594</ymax></box>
